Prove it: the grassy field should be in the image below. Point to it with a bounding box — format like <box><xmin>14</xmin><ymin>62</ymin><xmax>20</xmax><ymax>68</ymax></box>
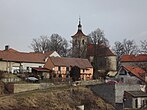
<box><xmin>0</xmin><ymin>86</ymin><xmax>115</xmax><ymax>110</ymax></box>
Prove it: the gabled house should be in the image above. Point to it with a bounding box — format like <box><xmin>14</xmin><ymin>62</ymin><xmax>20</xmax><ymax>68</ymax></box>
<box><xmin>120</xmin><ymin>54</ymin><xmax>147</xmax><ymax>71</ymax></box>
<box><xmin>0</xmin><ymin>46</ymin><xmax>60</xmax><ymax>73</ymax></box>
<box><xmin>116</xmin><ymin>65</ymin><xmax>147</xmax><ymax>84</ymax></box>
<box><xmin>124</xmin><ymin>91</ymin><xmax>147</xmax><ymax>109</ymax></box>
<box><xmin>44</xmin><ymin>57</ymin><xmax>93</xmax><ymax>81</ymax></box>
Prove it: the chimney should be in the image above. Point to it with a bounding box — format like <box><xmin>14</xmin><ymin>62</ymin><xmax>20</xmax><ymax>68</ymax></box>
<box><xmin>5</xmin><ymin>45</ymin><xmax>9</xmax><ymax>50</ymax></box>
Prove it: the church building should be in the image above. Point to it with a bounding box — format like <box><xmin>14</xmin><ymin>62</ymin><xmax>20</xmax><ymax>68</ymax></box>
<box><xmin>71</xmin><ymin>19</ymin><xmax>117</xmax><ymax>78</ymax></box>
<box><xmin>71</xmin><ymin>18</ymin><xmax>88</xmax><ymax>58</ymax></box>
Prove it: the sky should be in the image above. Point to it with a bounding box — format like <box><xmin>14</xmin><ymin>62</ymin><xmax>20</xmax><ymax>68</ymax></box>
<box><xmin>0</xmin><ymin>0</ymin><xmax>147</xmax><ymax>52</ymax></box>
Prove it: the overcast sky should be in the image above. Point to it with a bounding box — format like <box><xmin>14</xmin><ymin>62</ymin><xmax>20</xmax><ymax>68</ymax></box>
<box><xmin>0</xmin><ymin>0</ymin><xmax>147</xmax><ymax>52</ymax></box>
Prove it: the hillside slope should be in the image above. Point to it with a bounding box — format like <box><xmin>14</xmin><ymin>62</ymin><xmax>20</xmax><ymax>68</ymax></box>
<box><xmin>0</xmin><ymin>86</ymin><xmax>115</xmax><ymax>110</ymax></box>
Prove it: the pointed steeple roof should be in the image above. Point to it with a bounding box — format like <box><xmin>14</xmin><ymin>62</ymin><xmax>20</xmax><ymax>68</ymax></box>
<box><xmin>71</xmin><ymin>18</ymin><xmax>87</xmax><ymax>38</ymax></box>
<box><xmin>78</xmin><ymin>17</ymin><xmax>82</xmax><ymax>31</ymax></box>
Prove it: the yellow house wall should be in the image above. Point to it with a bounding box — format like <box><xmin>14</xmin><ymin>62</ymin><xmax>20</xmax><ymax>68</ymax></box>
<box><xmin>54</xmin><ymin>66</ymin><xmax>93</xmax><ymax>80</ymax></box>
<box><xmin>0</xmin><ymin>61</ymin><xmax>20</xmax><ymax>72</ymax></box>
<box><xmin>80</xmin><ymin>68</ymin><xmax>93</xmax><ymax>80</ymax></box>
<box><xmin>0</xmin><ymin>61</ymin><xmax>7</xmax><ymax>71</ymax></box>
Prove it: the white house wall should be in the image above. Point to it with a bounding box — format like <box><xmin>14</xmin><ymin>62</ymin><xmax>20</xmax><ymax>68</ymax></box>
<box><xmin>107</xmin><ymin>56</ymin><xmax>117</xmax><ymax>71</ymax></box>
<box><xmin>0</xmin><ymin>61</ymin><xmax>44</xmax><ymax>73</ymax></box>
<box><xmin>50</xmin><ymin>51</ymin><xmax>60</xmax><ymax>57</ymax></box>
<box><xmin>21</xmin><ymin>62</ymin><xmax>44</xmax><ymax>72</ymax></box>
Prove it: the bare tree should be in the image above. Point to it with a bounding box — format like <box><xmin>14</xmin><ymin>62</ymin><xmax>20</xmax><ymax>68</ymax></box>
<box><xmin>113</xmin><ymin>39</ymin><xmax>139</xmax><ymax>69</ymax></box>
<box><xmin>49</xmin><ymin>34</ymin><xmax>69</xmax><ymax>57</ymax></box>
<box><xmin>31</xmin><ymin>34</ymin><xmax>69</xmax><ymax>56</ymax></box>
<box><xmin>31</xmin><ymin>36</ymin><xmax>50</xmax><ymax>52</ymax></box>
<box><xmin>89</xmin><ymin>28</ymin><xmax>109</xmax><ymax>47</ymax></box>
<box><xmin>122</xmin><ymin>39</ymin><xmax>139</xmax><ymax>55</ymax></box>
<box><xmin>112</xmin><ymin>41</ymin><xmax>124</xmax><ymax>70</ymax></box>
<box><xmin>140</xmin><ymin>40</ymin><xmax>147</xmax><ymax>54</ymax></box>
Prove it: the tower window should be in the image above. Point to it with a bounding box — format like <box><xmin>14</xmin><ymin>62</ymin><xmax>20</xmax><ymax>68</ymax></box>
<box><xmin>75</xmin><ymin>39</ymin><xmax>77</xmax><ymax>45</ymax></box>
<box><xmin>82</xmin><ymin>39</ymin><xmax>85</xmax><ymax>45</ymax></box>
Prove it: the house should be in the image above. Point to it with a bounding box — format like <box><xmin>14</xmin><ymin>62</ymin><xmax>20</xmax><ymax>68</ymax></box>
<box><xmin>89</xmin><ymin>84</ymin><xmax>144</xmax><ymax>110</ymax></box>
<box><xmin>0</xmin><ymin>46</ymin><xmax>60</xmax><ymax>73</ymax></box>
<box><xmin>124</xmin><ymin>91</ymin><xmax>147</xmax><ymax>109</ymax></box>
<box><xmin>115</xmin><ymin>65</ymin><xmax>147</xmax><ymax>84</ymax></box>
<box><xmin>120</xmin><ymin>54</ymin><xmax>147</xmax><ymax>71</ymax></box>
<box><xmin>44</xmin><ymin>57</ymin><xmax>93</xmax><ymax>81</ymax></box>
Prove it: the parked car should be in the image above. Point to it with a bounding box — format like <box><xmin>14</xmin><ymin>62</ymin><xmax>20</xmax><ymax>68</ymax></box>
<box><xmin>25</xmin><ymin>77</ymin><xmax>39</xmax><ymax>83</ymax></box>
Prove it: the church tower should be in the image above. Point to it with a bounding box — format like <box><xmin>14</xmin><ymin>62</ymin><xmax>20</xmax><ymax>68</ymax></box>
<box><xmin>71</xmin><ymin>18</ymin><xmax>87</xmax><ymax>58</ymax></box>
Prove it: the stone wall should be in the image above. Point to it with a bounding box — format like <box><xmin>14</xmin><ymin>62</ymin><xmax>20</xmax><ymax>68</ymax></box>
<box><xmin>88</xmin><ymin>84</ymin><xmax>116</xmax><ymax>106</ymax></box>
<box><xmin>6</xmin><ymin>83</ymin><xmax>40</xmax><ymax>93</ymax></box>
<box><xmin>88</xmin><ymin>84</ymin><xmax>142</xmax><ymax>108</ymax></box>
<box><xmin>115</xmin><ymin>84</ymin><xmax>141</xmax><ymax>103</ymax></box>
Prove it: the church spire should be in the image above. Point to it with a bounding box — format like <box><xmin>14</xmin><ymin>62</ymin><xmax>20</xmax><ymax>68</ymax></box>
<box><xmin>78</xmin><ymin>17</ymin><xmax>82</xmax><ymax>31</ymax></box>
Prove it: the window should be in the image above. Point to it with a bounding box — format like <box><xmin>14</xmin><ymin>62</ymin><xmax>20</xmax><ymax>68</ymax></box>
<box><xmin>135</xmin><ymin>99</ymin><xmax>138</xmax><ymax>108</ymax></box>
<box><xmin>58</xmin><ymin>66</ymin><xmax>61</xmax><ymax>71</ymax></box>
<box><xmin>39</xmin><ymin>66</ymin><xmax>42</xmax><ymax>68</ymax></box>
<box><xmin>83</xmin><ymin>69</ymin><xmax>85</xmax><ymax>72</ymax></box>
<box><xmin>119</xmin><ymin>70</ymin><xmax>127</xmax><ymax>75</ymax></box>
<box><xmin>26</xmin><ymin>67</ymin><xmax>29</xmax><ymax>70</ymax></box>
<box><xmin>82</xmin><ymin>39</ymin><xmax>85</xmax><ymax>45</ymax></box>
<box><xmin>66</xmin><ymin>67</ymin><xmax>69</xmax><ymax>71</ymax></box>
<box><xmin>75</xmin><ymin>39</ymin><xmax>77</xmax><ymax>45</ymax></box>
<box><xmin>120</xmin><ymin>77</ymin><xmax>124</xmax><ymax>82</ymax></box>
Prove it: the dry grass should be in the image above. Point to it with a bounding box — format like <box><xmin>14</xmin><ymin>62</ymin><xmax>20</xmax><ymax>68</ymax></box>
<box><xmin>0</xmin><ymin>86</ymin><xmax>115</xmax><ymax>110</ymax></box>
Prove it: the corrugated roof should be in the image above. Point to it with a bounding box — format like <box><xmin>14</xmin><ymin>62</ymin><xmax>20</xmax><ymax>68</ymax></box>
<box><xmin>45</xmin><ymin>57</ymin><xmax>92</xmax><ymax>69</ymax></box>
<box><xmin>0</xmin><ymin>48</ymin><xmax>54</xmax><ymax>63</ymax></box>
<box><xmin>121</xmin><ymin>54</ymin><xmax>147</xmax><ymax>62</ymax></box>
<box><xmin>87</xmin><ymin>44</ymin><xmax>115</xmax><ymax>57</ymax></box>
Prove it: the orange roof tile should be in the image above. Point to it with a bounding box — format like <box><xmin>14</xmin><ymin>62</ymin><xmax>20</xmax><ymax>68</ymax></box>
<box><xmin>0</xmin><ymin>48</ymin><xmax>54</xmax><ymax>63</ymax></box>
<box><xmin>45</xmin><ymin>57</ymin><xmax>92</xmax><ymax>69</ymax></box>
<box><xmin>121</xmin><ymin>54</ymin><xmax>147</xmax><ymax>62</ymax></box>
<box><xmin>123</xmin><ymin>66</ymin><xmax>146</xmax><ymax>82</ymax></box>
<box><xmin>87</xmin><ymin>44</ymin><xmax>115</xmax><ymax>57</ymax></box>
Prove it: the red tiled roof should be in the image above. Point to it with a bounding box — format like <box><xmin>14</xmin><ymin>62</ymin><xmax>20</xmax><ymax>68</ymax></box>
<box><xmin>87</xmin><ymin>44</ymin><xmax>115</xmax><ymax>57</ymax></box>
<box><xmin>71</xmin><ymin>30</ymin><xmax>87</xmax><ymax>38</ymax></box>
<box><xmin>45</xmin><ymin>57</ymin><xmax>92</xmax><ymax>69</ymax></box>
<box><xmin>123</xmin><ymin>66</ymin><xmax>146</xmax><ymax>82</ymax></box>
<box><xmin>0</xmin><ymin>48</ymin><xmax>54</xmax><ymax>63</ymax></box>
<box><xmin>121</xmin><ymin>54</ymin><xmax>147</xmax><ymax>62</ymax></box>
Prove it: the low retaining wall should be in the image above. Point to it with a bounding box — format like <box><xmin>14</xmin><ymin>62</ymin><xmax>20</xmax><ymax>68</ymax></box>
<box><xmin>6</xmin><ymin>83</ymin><xmax>40</xmax><ymax>93</ymax></box>
<box><xmin>5</xmin><ymin>80</ymin><xmax>103</xmax><ymax>93</ymax></box>
<box><xmin>14</xmin><ymin>84</ymin><xmax>40</xmax><ymax>93</ymax></box>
